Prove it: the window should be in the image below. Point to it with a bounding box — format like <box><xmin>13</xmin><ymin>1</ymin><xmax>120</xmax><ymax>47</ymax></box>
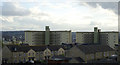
<box><xmin>114</xmin><ymin>35</ymin><xmax>116</xmax><ymax>37</ymax></box>
<box><xmin>19</xmin><ymin>54</ymin><xmax>21</xmax><ymax>56</ymax></box>
<box><xmin>51</xmin><ymin>51</ymin><xmax>54</xmax><ymax>54</ymax></box>
<box><xmin>47</xmin><ymin>52</ymin><xmax>49</xmax><ymax>54</ymax></box>
<box><xmin>91</xmin><ymin>55</ymin><xmax>94</xmax><ymax>59</ymax></box>
<box><xmin>15</xmin><ymin>55</ymin><xmax>16</xmax><ymax>57</ymax></box>
<box><xmin>107</xmin><ymin>52</ymin><xmax>109</xmax><ymax>56</ymax></box>
<box><xmin>32</xmin><ymin>53</ymin><xmax>34</xmax><ymax>55</ymax></box>
<box><xmin>86</xmin><ymin>56</ymin><xmax>89</xmax><ymax>59</ymax></box>
<box><xmin>62</xmin><ymin>51</ymin><xmax>64</xmax><ymax>54</ymax></box>
<box><xmin>23</xmin><ymin>58</ymin><xmax>26</xmax><ymax>62</ymax></box>
<box><xmin>104</xmin><ymin>52</ymin><xmax>106</xmax><ymax>56</ymax></box>
<box><xmin>24</xmin><ymin>53</ymin><xmax>26</xmax><ymax>56</ymax></box>
<box><xmin>114</xmin><ymin>41</ymin><xmax>116</xmax><ymax>43</ymax></box>
<box><xmin>29</xmin><ymin>53</ymin><xmax>30</xmax><ymax>56</ymax></box>
<box><xmin>45</xmin><ymin>52</ymin><xmax>47</xmax><ymax>54</ymax></box>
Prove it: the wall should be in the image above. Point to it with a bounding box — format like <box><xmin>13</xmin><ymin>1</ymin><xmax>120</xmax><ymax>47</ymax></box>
<box><xmin>25</xmin><ymin>31</ymin><xmax>45</xmax><ymax>45</ymax></box>
<box><xmin>50</xmin><ymin>31</ymin><xmax>72</xmax><ymax>45</ymax></box>
<box><xmin>66</xmin><ymin>46</ymin><xmax>85</xmax><ymax>60</ymax></box>
<box><xmin>25</xmin><ymin>31</ymin><xmax>72</xmax><ymax>45</ymax></box>
<box><xmin>2</xmin><ymin>46</ymin><xmax>12</xmax><ymax>63</ymax></box>
<box><xmin>100</xmin><ymin>32</ymin><xmax>119</xmax><ymax>49</ymax></box>
<box><xmin>95</xmin><ymin>52</ymin><xmax>103</xmax><ymax>60</ymax></box>
<box><xmin>85</xmin><ymin>54</ymin><xmax>94</xmax><ymax>62</ymax></box>
<box><xmin>108</xmin><ymin>33</ymin><xmax>119</xmax><ymax>49</ymax></box>
<box><xmin>76</xmin><ymin>32</ymin><xmax>94</xmax><ymax>44</ymax></box>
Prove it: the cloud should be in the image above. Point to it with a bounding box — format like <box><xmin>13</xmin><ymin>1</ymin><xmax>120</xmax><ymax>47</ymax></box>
<box><xmin>79</xmin><ymin>3</ymin><xmax>118</xmax><ymax>31</ymax></box>
<box><xmin>0</xmin><ymin>2</ymin><xmax>118</xmax><ymax>32</ymax></box>
<box><xmin>77</xmin><ymin>0</ymin><xmax>119</xmax><ymax>2</ymax></box>
<box><xmin>1</xmin><ymin>0</ymin><xmax>120</xmax><ymax>2</ymax></box>
<box><xmin>85</xmin><ymin>2</ymin><xmax>118</xmax><ymax>14</ymax></box>
<box><xmin>1</xmin><ymin>2</ymin><xmax>31</xmax><ymax>16</ymax></box>
<box><xmin>118</xmin><ymin>2</ymin><xmax>120</xmax><ymax>32</ymax></box>
<box><xmin>90</xmin><ymin>21</ymin><xmax>101</xmax><ymax>26</ymax></box>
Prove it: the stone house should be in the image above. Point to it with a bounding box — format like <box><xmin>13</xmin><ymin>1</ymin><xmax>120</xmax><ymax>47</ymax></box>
<box><xmin>2</xmin><ymin>45</ymin><xmax>67</xmax><ymax>63</ymax></box>
<box><xmin>66</xmin><ymin>45</ymin><xmax>115</xmax><ymax>62</ymax></box>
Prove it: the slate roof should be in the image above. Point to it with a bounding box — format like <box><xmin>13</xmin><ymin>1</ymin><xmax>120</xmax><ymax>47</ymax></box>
<box><xmin>51</xmin><ymin>55</ymin><xmax>71</xmax><ymax>60</ymax></box>
<box><xmin>7</xmin><ymin>45</ymin><xmax>30</xmax><ymax>52</ymax></box>
<box><xmin>77</xmin><ymin>45</ymin><xmax>114</xmax><ymax>54</ymax></box>
<box><xmin>6</xmin><ymin>45</ymin><xmax>67</xmax><ymax>52</ymax></box>
<box><xmin>71</xmin><ymin>57</ymin><xmax>85</xmax><ymax>62</ymax></box>
<box><xmin>47</xmin><ymin>45</ymin><xmax>66</xmax><ymax>51</ymax></box>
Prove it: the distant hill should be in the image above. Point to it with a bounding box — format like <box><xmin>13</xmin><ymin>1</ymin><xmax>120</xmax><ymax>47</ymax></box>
<box><xmin>2</xmin><ymin>31</ymin><xmax>25</xmax><ymax>42</ymax></box>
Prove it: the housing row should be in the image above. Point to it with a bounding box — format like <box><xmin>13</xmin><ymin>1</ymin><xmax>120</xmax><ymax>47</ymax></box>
<box><xmin>2</xmin><ymin>44</ymin><xmax>115</xmax><ymax>63</ymax></box>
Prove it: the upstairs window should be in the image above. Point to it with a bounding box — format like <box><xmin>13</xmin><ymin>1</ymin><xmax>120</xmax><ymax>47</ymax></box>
<box><xmin>32</xmin><ymin>53</ymin><xmax>34</xmax><ymax>56</ymax></box>
<box><xmin>29</xmin><ymin>53</ymin><xmax>30</xmax><ymax>56</ymax></box>
<box><xmin>24</xmin><ymin>53</ymin><xmax>26</xmax><ymax>56</ymax></box>
<box><xmin>104</xmin><ymin>52</ymin><xmax>106</xmax><ymax>56</ymax></box>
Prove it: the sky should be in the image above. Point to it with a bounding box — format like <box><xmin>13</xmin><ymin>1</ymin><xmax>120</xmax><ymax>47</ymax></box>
<box><xmin>0</xmin><ymin>0</ymin><xmax>119</xmax><ymax>32</ymax></box>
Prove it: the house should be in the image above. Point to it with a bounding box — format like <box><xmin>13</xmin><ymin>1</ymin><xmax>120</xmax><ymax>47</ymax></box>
<box><xmin>2</xmin><ymin>45</ymin><xmax>67</xmax><ymax>63</ymax></box>
<box><xmin>66</xmin><ymin>45</ymin><xmax>115</xmax><ymax>62</ymax></box>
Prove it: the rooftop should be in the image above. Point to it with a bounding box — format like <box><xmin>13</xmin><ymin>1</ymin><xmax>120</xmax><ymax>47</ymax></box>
<box><xmin>6</xmin><ymin>45</ymin><xmax>67</xmax><ymax>52</ymax></box>
<box><xmin>77</xmin><ymin>45</ymin><xmax>114</xmax><ymax>54</ymax></box>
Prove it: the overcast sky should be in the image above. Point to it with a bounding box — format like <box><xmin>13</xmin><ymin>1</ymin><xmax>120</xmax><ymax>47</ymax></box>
<box><xmin>0</xmin><ymin>0</ymin><xmax>119</xmax><ymax>32</ymax></box>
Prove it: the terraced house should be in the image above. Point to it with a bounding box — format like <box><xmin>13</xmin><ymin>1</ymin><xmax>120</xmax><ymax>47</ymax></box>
<box><xmin>66</xmin><ymin>45</ymin><xmax>115</xmax><ymax>62</ymax></box>
<box><xmin>2</xmin><ymin>45</ymin><xmax>67</xmax><ymax>63</ymax></box>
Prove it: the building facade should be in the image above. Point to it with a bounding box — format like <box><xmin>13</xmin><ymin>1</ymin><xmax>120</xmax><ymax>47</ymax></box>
<box><xmin>25</xmin><ymin>26</ymin><xmax>72</xmax><ymax>45</ymax></box>
<box><xmin>66</xmin><ymin>45</ymin><xmax>115</xmax><ymax>62</ymax></box>
<box><xmin>117</xmin><ymin>44</ymin><xmax>120</xmax><ymax>62</ymax></box>
<box><xmin>76</xmin><ymin>27</ymin><xmax>119</xmax><ymax>49</ymax></box>
<box><xmin>2</xmin><ymin>45</ymin><xmax>67</xmax><ymax>63</ymax></box>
